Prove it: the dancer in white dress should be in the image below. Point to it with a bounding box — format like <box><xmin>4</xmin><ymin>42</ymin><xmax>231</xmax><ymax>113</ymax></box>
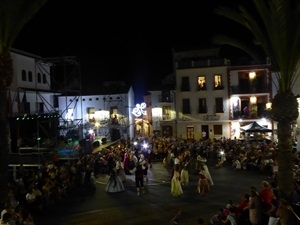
<box><xmin>198</xmin><ymin>156</ymin><xmax>214</xmax><ymax>186</ymax></box>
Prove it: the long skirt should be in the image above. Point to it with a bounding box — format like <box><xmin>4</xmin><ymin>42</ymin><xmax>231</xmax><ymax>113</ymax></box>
<box><xmin>171</xmin><ymin>178</ymin><xmax>183</xmax><ymax>197</ymax></box>
<box><xmin>180</xmin><ymin>168</ymin><xmax>189</xmax><ymax>185</ymax></box>
<box><xmin>197</xmin><ymin>178</ymin><xmax>210</xmax><ymax>195</ymax></box>
<box><xmin>105</xmin><ymin>174</ymin><xmax>125</xmax><ymax>193</ymax></box>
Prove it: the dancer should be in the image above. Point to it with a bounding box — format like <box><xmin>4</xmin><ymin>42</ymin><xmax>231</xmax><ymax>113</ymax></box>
<box><xmin>180</xmin><ymin>160</ymin><xmax>189</xmax><ymax>186</ymax></box>
<box><xmin>202</xmin><ymin>158</ymin><xmax>214</xmax><ymax>186</ymax></box>
<box><xmin>171</xmin><ymin>164</ymin><xmax>183</xmax><ymax>197</ymax></box>
<box><xmin>197</xmin><ymin>166</ymin><xmax>210</xmax><ymax>196</ymax></box>
<box><xmin>135</xmin><ymin>162</ymin><xmax>146</xmax><ymax>195</ymax></box>
<box><xmin>105</xmin><ymin>163</ymin><xmax>125</xmax><ymax>193</ymax></box>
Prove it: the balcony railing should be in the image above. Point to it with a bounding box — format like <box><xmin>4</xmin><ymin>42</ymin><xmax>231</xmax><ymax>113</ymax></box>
<box><xmin>230</xmin><ymin>85</ymin><xmax>270</xmax><ymax>94</ymax></box>
<box><xmin>158</xmin><ymin>95</ymin><xmax>174</xmax><ymax>102</ymax></box>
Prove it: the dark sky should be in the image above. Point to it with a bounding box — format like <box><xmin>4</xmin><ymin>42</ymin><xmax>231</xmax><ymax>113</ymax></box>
<box><xmin>12</xmin><ymin>1</ymin><xmax>241</xmax><ymax>102</ymax></box>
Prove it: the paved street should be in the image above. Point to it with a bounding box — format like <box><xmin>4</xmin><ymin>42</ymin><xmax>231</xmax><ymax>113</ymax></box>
<box><xmin>34</xmin><ymin>158</ymin><xmax>267</xmax><ymax>225</ymax></box>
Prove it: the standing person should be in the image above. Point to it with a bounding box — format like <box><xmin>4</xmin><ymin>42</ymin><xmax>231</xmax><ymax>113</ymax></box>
<box><xmin>170</xmin><ymin>208</ymin><xmax>181</xmax><ymax>225</ymax></box>
<box><xmin>105</xmin><ymin>164</ymin><xmax>125</xmax><ymax>193</ymax></box>
<box><xmin>259</xmin><ymin>181</ymin><xmax>273</xmax><ymax>212</ymax></box>
<box><xmin>171</xmin><ymin>164</ymin><xmax>183</xmax><ymax>197</ymax></box>
<box><xmin>275</xmin><ymin>198</ymin><xmax>298</xmax><ymax>225</ymax></box>
<box><xmin>123</xmin><ymin>151</ymin><xmax>131</xmax><ymax>175</ymax></box>
<box><xmin>138</xmin><ymin>153</ymin><xmax>149</xmax><ymax>182</ymax></box>
<box><xmin>202</xmin><ymin>159</ymin><xmax>214</xmax><ymax>186</ymax></box>
<box><xmin>197</xmin><ymin>166</ymin><xmax>210</xmax><ymax>196</ymax></box>
<box><xmin>135</xmin><ymin>162</ymin><xmax>145</xmax><ymax>195</ymax></box>
<box><xmin>266</xmin><ymin>190</ymin><xmax>280</xmax><ymax>225</ymax></box>
<box><xmin>180</xmin><ymin>160</ymin><xmax>189</xmax><ymax>186</ymax></box>
<box><xmin>245</xmin><ymin>189</ymin><xmax>263</xmax><ymax>225</ymax></box>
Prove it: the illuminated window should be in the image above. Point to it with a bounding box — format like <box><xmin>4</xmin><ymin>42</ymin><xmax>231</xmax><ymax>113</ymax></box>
<box><xmin>197</xmin><ymin>76</ymin><xmax>206</xmax><ymax>91</ymax></box>
<box><xmin>162</xmin><ymin>106</ymin><xmax>171</xmax><ymax>120</ymax></box>
<box><xmin>214</xmin><ymin>74</ymin><xmax>223</xmax><ymax>90</ymax></box>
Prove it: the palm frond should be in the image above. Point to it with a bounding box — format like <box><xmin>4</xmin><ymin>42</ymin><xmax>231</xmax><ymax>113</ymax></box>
<box><xmin>0</xmin><ymin>0</ymin><xmax>48</xmax><ymax>51</ymax></box>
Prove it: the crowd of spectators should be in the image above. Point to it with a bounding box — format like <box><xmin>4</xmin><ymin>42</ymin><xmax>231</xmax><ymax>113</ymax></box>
<box><xmin>1</xmin><ymin>135</ymin><xmax>300</xmax><ymax>224</ymax></box>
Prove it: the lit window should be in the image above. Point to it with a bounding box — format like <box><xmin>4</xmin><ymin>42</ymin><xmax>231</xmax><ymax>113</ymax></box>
<box><xmin>197</xmin><ymin>76</ymin><xmax>206</xmax><ymax>91</ymax></box>
<box><xmin>214</xmin><ymin>74</ymin><xmax>223</xmax><ymax>90</ymax></box>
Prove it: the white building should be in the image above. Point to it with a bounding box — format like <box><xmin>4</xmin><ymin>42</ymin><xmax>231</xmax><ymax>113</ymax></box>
<box><xmin>8</xmin><ymin>49</ymin><xmax>135</xmax><ymax>152</ymax></box>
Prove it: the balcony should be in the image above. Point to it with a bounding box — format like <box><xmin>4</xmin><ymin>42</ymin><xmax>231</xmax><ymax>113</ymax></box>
<box><xmin>158</xmin><ymin>95</ymin><xmax>174</xmax><ymax>102</ymax></box>
<box><xmin>162</xmin><ymin>114</ymin><xmax>171</xmax><ymax>120</ymax></box>
<box><xmin>230</xmin><ymin>84</ymin><xmax>270</xmax><ymax>94</ymax></box>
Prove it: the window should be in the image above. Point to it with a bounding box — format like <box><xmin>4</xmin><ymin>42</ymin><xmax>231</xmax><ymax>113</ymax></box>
<box><xmin>182</xmin><ymin>99</ymin><xmax>191</xmax><ymax>114</ymax></box>
<box><xmin>161</xmin><ymin>90</ymin><xmax>172</xmax><ymax>102</ymax></box>
<box><xmin>213</xmin><ymin>125</ymin><xmax>223</xmax><ymax>135</ymax></box>
<box><xmin>187</xmin><ymin>126</ymin><xmax>194</xmax><ymax>140</ymax></box>
<box><xmin>181</xmin><ymin>77</ymin><xmax>190</xmax><ymax>91</ymax></box>
<box><xmin>198</xmin><ymin>98</ymin><xmax>207</xmax><ymax>113</ymax></box>
<box><xmin>215</xmin><ymin>98</ymin><xmax>224</xmax><ymax>113</ymax></box>
<box><xmin>37</xmin><ymin>73</ymin><xmax>41</xmax><ymax>83</ymax></box>
<box><xmin>162</xmin><ymin>105</ymin><xmax>172</xmax><ymax>120</ymax></box>
<box><xmin>42</xmin><ymin>74</ymin><xmax>47</xmax><ymax>84</ymax></box>
<box><xmin>214</xmin><ymin>74</ymin><xmax>223</xmax><ymax>90</ymax></box>
<box><xmin>197</xmin><ymin>76</ymin><xmax>206</xmax><ymax>91</ymax></box>
<box><xmin>21</xmin><ymin>70</ymin><xmax>26</xmax><ymax>81</ymax></box>
<box><xmin>28</xmin><ymin>71</ymin><xmax>33</xmax><ymax>82</ymax></box>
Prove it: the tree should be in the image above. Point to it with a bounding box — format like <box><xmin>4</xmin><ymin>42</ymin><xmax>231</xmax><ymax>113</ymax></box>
<box><xmin>214</xmin><ymin>0</ymin><xmax>300</xmax><ymax>197</ymax></box>
<box><xmin>0</xmin><ymin>0</ymin><xmax>47</xmax><ymax>207</ymax></box>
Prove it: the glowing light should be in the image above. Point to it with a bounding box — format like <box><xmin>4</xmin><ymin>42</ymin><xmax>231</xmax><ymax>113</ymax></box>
<box><xmin>66</xmin><ymin>108</ymin><xmax>74</xmax><ymax>121</ymax></box>
<box><xmin>132</xmin><ymin>102</ymin><xmax>147</xmax><ymax>117</ymax></box>
<box><xmin>249</xmin><ymin>71</ymin><xmax>256</xmax><ymax>79</ymax></box>
<box><xmin>250</xmin><ymin>96</ymin><xmax>257</xmax><ymax>104</ymax></box>
<box><xmin>143</xmin><ymin>142</ymin><xmax>148</xmax><ymax>149</ymax></box>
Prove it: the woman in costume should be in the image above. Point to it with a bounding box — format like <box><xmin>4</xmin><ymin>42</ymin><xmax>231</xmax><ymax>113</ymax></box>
<box><xmin>171</xmin><ymin>164</ymin><xmax>183</xmax><ymax>197</ymax></box>
<box><xmin>105</xmin><ymin>160</ymin><xmax>125</xmax><ymax>193</ymax></box>
<box><xmin>197</xmin><ymin>165</ymin><xmax>210</xmax><ymax>196</ymax></box>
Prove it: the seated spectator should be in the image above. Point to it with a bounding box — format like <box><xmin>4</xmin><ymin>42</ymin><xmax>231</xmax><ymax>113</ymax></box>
<box><xmin>209</xmin><ymin>208</ymin><xmax>226</xmax><ymax>225</ymax></box>
<box><xmin>232</xmin><ymin>158</ymin><xmax>241</xmax><ymax>171</ymax></box>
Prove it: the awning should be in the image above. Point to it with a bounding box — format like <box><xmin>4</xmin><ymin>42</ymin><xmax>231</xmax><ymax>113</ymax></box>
<box><xmin>240</xmin><ymin>121</ymin><xmax>272</xmax><ymax>133</ymax></box>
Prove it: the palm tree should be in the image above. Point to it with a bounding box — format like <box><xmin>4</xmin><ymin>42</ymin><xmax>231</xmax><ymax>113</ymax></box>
<box><xmin>0</xmin><ymin>0</ymin><xmax>47</xmax><ymax>207</ymax></box>
<box><xmin>214</xmin><ymin>0</ymin><xmax>300</xmax><ymax>197</ymax></box>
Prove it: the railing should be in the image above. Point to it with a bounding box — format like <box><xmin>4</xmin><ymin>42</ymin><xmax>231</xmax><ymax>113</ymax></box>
<box><xmin>158</xmin><ymin>95</ymin><xmax>174</xmax><ymax>102</ymax></box>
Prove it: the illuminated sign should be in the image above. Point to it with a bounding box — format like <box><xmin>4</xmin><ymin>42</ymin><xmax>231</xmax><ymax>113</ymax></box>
<box><xmin>132</xmin><ymin>102</ymin><xmax>147</xmax><ymax>117</ymax></box>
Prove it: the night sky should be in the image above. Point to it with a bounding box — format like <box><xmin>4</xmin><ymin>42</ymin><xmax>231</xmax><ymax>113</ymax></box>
<box><xmin>12</xmin><ymin>0</ymin><xmax>245</xmax><ymax>102</ymax></box>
